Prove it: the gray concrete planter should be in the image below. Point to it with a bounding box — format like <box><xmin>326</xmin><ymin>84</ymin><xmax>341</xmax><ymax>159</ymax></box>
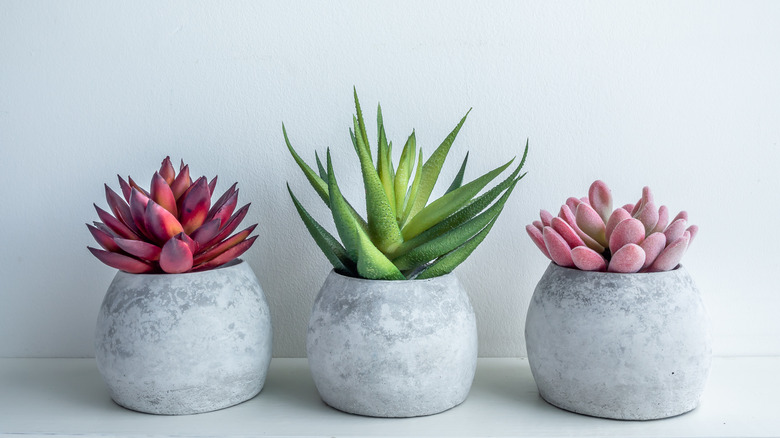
<box><xmin>95</xmin><ymin>259</ymin><xmax>273</xmax><ymax>415</ymax></box>
<box><xmin>307</xmin><ymin>270</ymin><xmax>478</xmax><ymax>417</ymax></box>
<box><xmin>525</xmin><ymin>263</ymin><xmax>711</xmax><ymax>420</ymax></box>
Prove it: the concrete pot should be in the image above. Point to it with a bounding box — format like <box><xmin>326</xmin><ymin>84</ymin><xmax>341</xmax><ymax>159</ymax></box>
<box><xmin>95</xmin><ymin>259</ymin><xmax>273</xmax><ymax>415</ymax></box>
<box><xmin>525</xmin><ymin>262</ymin><xmax>711</xmax><ymax>420</ymax></box>
<box><xmin>307</xmin><ymin>270</ymin><xmax>478</xmax><ymax>417</ymax></box>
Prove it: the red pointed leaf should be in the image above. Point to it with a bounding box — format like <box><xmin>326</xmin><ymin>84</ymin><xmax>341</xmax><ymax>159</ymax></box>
<box><xmin>543</xmin><ymin>227</ymin><xmax>574</xmax><ymax>268</ymax></box>
<box><xmin>192</xmin><ymin>236</ymin><xmax>257</xmax><ymax>272</ymax></box>
<box><xmin>93</xmin><ymin>221</ymin><xmax>115</xmax><ymax>237</ymax></box>
<box><xmin>571</xmin><ymin>246</ymin><xmax>607</xmax><ymax>271</ymax></box>
<box><xmin>128</xmin><ymin>188</ymin><xmax>152</xmax><ymax>239</ymax></box>
<box><xmin>170</xmin><ymin>164</ymin><xmax>191</xmax><ymax>200</ymax></box>
<box><xmin>194</xmin><ymin>224</ymin><xmax>257</xmax><ymax>265</ymax></box>
<box><xmin>190</xmin><ymin>218</ymin><xmax>222</xmax><ymax>249</ymax></box>
<box><xmin>105</xmin><ymin>184</ymin><xmax>137</xmax><ymax>232</ymax></box>
<box><xmin>87</xmin><ymin>224</ymin><xmax>120</xmax><ymax>252</ymax></box>
<box><xmin>88</xmin><ymin>247</ymin><xmax>154</xmax><ymax>273</ymax></box>
<box><xmin>608</xmin><ymin>243</ymin><xmax>645</xmax><ymax>273</ymax></box>
<box><xmin>179</xmin><ymin>178</ymin><xmax>211</xmax><ymax>235</ymax></box>
<box><xmin>159</xmin><ymin>237</ymin><xmax>194</xmax><ymax>273</ymax></box>
<box><xmin>208</xmin><ymin>176</ymin><xmax>218</xmax><ymax>195</ymax></box>
<box><xmin>176</xmin><ymin>231</ymin><xmax>197</xmax><ymax>254</ymax></box>
<box><xmin>526</xmin><ymin>224</ymin><xmax>550</xmax><ymax>260</ymax></box>
<box><xmin>208</xmin><ymin>189</ymin><xmax>238</xmax><ymax>228</ymax></box>
<box><xmin>95</xmin><ymin>204</ymin><xmax>139</xmax><ymax>240</ymax></box>
<box><xmin>144</xmin><ymin>201</ymin><xmax>184</xmax><ymax>243</ymax></box>
<box><xmin>150</xmin><ymin>172</ymin><xmax>178</xmax><ymax>217</ymax></box>
<box><xmin>159</xmin><ymin>156</ymin><xmax>175</xmax><ymax>185</ymax></box>
<box><xmin>206</xmin><ymin>182</ymin><xmax>238</xmax><ymax>222</ymax></box>
<box><xmin>114</xmin><ymin>238</ymin><xmax>162</xmax><ymax>262</ymax></box>
<box><xmin>128</xmin><ymin>176</ymin><xmax>150</xmax><ymax>198</ymax></box>
<box><xmin>117</xmin><ymin>175</ymin><xmax>132</xmax><ymax>202</ymax></box>
<box><xmin>202</xmin><ymin>203</ymin><xmax>250</xmax><ymax>250</ymax></box>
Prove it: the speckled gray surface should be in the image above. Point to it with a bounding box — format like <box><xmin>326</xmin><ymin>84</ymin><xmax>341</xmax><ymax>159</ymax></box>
<box><xmin>95</xmin><ymin>260</ymin><xmax>273</xmax><ymax>415</ymax></box>
<box><xmin>525</xmin><ymin>263</ymin><xmax>711</xmax><ymax>420</ymax></box>
<box><xmin>307</xmin><ymin>270</ymin><xmax>478</xmax><ymax>417</ymax></box>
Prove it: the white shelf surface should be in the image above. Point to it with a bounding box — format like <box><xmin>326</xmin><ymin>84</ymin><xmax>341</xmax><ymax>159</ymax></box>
<box><xmin>1</xmin><ymin>357</ymin><xmax>778</xmax><ymax>437</ymax></box>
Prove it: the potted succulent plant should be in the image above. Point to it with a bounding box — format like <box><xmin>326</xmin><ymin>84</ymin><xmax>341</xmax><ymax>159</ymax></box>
<box><xmin>285</xmin><ymin>89</ymin><xmax>528</xmax><ymax>417</ymax></box>
<box><xmin>524</xmin><ymin>180</ymin><xmax>711</xmax><ymax>420</ymax></box>
<box><xmin>87</xmin><ymin>157</ymin><xmax>272</xmax><ymax>415</ymax></box>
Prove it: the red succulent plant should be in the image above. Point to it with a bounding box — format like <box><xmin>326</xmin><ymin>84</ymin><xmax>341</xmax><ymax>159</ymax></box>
<box><xmin>87</xmin><ymin>157</ymin><xmax>257</xmax><ymax>274</ymax></box>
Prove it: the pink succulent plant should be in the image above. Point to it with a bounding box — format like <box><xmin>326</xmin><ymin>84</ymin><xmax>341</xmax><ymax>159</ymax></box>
<box><xmin>87</xmin><ymin>157</ymin><xmax>257</xmax><ymax>274</ymax></box>
<box><xmin>526</xmin><ymin>180</ymin><xmax>697</xmax><ymax>273</ymax></box>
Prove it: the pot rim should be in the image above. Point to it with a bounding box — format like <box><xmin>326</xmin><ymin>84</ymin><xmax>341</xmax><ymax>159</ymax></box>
<box><xmin>115</xmin><ymin>258</ymin><xmax>246</xmax><ymax>278</ymax></box>
<box><xmin>327</xmin><ymin>268</ymin><xmax>457</xmax><ymax>285</ymax></box>
<box><xmin>546</xmin><ymin>261</ymin><xmax>685</xmax><ymax>277</ymax></box>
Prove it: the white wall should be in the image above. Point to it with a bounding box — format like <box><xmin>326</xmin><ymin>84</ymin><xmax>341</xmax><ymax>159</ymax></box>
<box><xmin>1</xmin><ymin>0</ymin><xmax>778</xmax><ymax>358</ymax></box>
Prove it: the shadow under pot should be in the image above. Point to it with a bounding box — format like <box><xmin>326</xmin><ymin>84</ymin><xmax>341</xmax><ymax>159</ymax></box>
<box><xmin>525</xmin><ymin>262</ymin><xmax>711</xmax><ymax>420</ymax></box>
<box><xmin>94</xmin><ymin>259</ymin><xmax>273</xmax><ymax>415</ymax></box>
<box><xmin>307</xmin><ymin>270</ymin><xmax>478</xmax><ymax>418</ymax></box>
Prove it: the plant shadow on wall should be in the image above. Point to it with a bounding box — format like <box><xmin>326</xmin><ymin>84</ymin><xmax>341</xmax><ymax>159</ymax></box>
<box><xmin>524</xmin><ymin>180</ymin><xmax>711</xmax><ymax>421</ymax></box>
<box><xmin>86</xmin><ymin>158</ymin><xmax>272</xmax><ymax>415</ymax></box>
<box><xmin>284</xmin><ymin>88</ymin><xmax>529</xmax><ymax>418</ymax></box>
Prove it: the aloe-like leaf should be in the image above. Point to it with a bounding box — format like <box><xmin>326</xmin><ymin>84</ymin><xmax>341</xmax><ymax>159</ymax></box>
<box><xmin>401</xmin><ymin>157</ymin><xmax>513</xmax><ymax>240</ymax></box>
<box><xmin>88</xmin><ymin>246</ymin><xmax>155</xmax><ymax>273</ymax></box>
<box><xmin>406</xmin><ymin>109</ymin><xmax>471</xmax><ymax>220</ymax></box>
<box><xmin>354</xmin><ymin>226</ymin><xmax>405</xmax><ymax>280</ymax></box>
<box><xmin>393</xmin><ymin>158</ymin><xmax>526</xmax><ymax>257</ymax></box>
<box><xmin>392</xmin><ymin>178</ymin><xmax>518</xmax><ymax>271</ymax></box>
<box><xmin>376</xmin><ymin>122</ymin><xmax>396</xmax><ymax>216</ymax></box>
<box><xmin>445</xmin><ymin>152</ymin><xmax>469</xmax><ymax>195</ymax></box>
<box><xmin>352</xmin><ymin>117</ymin><xmax>403</xmax><ymax>252</ymax></box>
<box><xmin>400</xmin><ymin>148</ymin><xmax>424</xmax><ymax>225</ymax></box>
<box><xmin>288</xmin><ymin>184</ymin><xmax>356</xmax><ymax>275</ymax></box>
<box><xmin>283</xmin><ymin>123</ymin><xmax>330</xmax><ymax>204</ymax></box>
<box><xmin>415</xmin><ymin>214</ymin><xmax>498</xmax><ymax>280</ymax></box>
<box><xmin>159</xmin><ymin>235</ymin><xmax>194</xmax><ymax>274</ymax></box>
<box><xmin>315</xmin><ymin>151</ymin><xmax>327</xmax><ymax>180</ymax></box>
<box><xmin>394</xmin><ymin>131</ymin><xmax>416</xmax><ymax>216</ymax></box>
<box><xmin>326</xmin><ymin>150</ymin><xmax>361</xmax><ymax>262</ymax></box>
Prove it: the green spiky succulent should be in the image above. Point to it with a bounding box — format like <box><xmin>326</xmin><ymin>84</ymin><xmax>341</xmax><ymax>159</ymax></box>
<box><xmin>285</xmin><ymin>89</ymin><xmax>528</xmax><ymax>280</ymax></box>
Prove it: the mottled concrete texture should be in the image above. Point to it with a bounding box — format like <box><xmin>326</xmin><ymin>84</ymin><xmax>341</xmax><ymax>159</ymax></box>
<box><xmin>95</xmin><ymin>260</ymin><xmax>273</xmax><ymax>415</ymax></box>
<box><xmin>525</xmin><ymin>263</ymin><xmax>711</xmax><ymax>420</ymax></box>
<box><xmin>307</xmin><ymin>270</ymin><xmax>478</xmax><ymax>417</ymax></box>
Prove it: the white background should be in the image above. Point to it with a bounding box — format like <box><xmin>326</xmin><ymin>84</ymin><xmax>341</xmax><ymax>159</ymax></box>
<box><xmin>1</xmin><ymin>1</ymin><xmax>778</xmax><ymax>358</ymax></box>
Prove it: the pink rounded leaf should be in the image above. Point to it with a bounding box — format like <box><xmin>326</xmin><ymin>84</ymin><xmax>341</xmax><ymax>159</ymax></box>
<box><xmin>605</xmin><ymin>208</ymin><xmax>631</xmax><ymax>243</ymax></box>
<box><xmin>588</xmin><ymin>180</ymin><xmax>613</xmax><ymax>223</ymax></box>
<box><xmin>609</xmin><ymin>218</ymin><xmax>645</xmax><ymax>254</ymax></box>
<box><xmin>575</xmin><ymin>202</ymin><xmax>607</xmax><ymax>247</ymax></box>
<box><xmin>565</xmin><ymin>197</ymin><xmax>581</xmax><ymax>214</ymax></box>
<box><xmin>663</xmin><ymin>218</ymin><xmax>688</xmax><ymax>244</ymax></box>
<box><xmin>637</xmin><ymin>200</ymin><xmax>659</xmax><ymax>236</ymax></box>
<box><xmin>673</xmin><ymin>211</ymin><xmax>689</xmax><ymax>223</ymax></box>
<box><xmin>639</xmin><ymin>232</ymin><xmax>667</xmax><ymax>270</ymax></box>
<box><xmin>526</xmin><ymin>224</ymin><xmax>551</xmax><ymax>259</ymax></box>
<box><xmin>648</xmin><ymin>233</ymin><xmax>690</xmax><ymax>272</ymax></box>
<box><xmin>542</xmin><ymin>227</ymin><xmax>574</xmax><ymax>268</ymax></box>
<box><xmin>159</xmin><ymin>236</ymin><xmax>194</xmax><ymax>274</ymax></box>
<box><xmin>540</xmin><ymin>209</ymin><xmax>554</xmax><ymax>227</ymax></box>
<box><xmin>532</xmin><ymin>220</ymin><xmax>543</xmax><ymax>231</ymax></box>
<box><xmin>571</xmin><ymin>246</ymin><xmax>607</xmax><ymax>271</ymax></box>
<box><xmin>652</xmin><ymin>205</ymin><xmax>669</xmax><ymax>234</ymax></box>
<box><xmin>558</xmin><ymin>205</ymin><xmax>577</xmax><ymax>228</ymax></box>
<box><xmin>686</xmin><ymin>225</ymin><xmax>699</xmax><ymax>247</ymax></box>
<box><xmin>551</xmin><ymin>217</ymin><xmax>586</xmax><ymax>249</ymax></box>
<box><xmin>622</xmin><ymin>203</ymin><xmax>635</xmax><ymax>213</ymax></box>
<box><xmin>608</xmin><ymin>244</ymin><xmax>646</xmax><ymax>273</ymax></box>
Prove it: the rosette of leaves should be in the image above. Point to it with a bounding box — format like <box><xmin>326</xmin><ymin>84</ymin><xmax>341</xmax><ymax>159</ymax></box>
<box><xmin>285</xmin><ymin>89</ymin><xmax>528</xmax><ymax>280</ymax></box>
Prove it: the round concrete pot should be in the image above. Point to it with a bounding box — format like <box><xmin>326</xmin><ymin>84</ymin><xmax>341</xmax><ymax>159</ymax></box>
<box><xmin>307</xmin><ymin>270</ymin><xmax>478</xmax><ymax>417</ymax></box>
<box><xmin>525</xmin><ymin>262</ymin><xmax>711</xmax><ymax>420</ymax></box>
<box><xmin>95</xmin><ymin>259</ymin><xmax>273</xmax><ymax>415</ymax></box>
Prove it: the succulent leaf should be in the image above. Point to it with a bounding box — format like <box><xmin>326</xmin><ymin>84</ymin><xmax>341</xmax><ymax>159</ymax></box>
<box><xmin>636</xmin><ymin>200</ymin><xmax>659</xmax><ymax>236</ymax></box>
<box><xmin>639</xmin><ymin>232</ymin><xmax>667</xmax><ymax>270</ymax></box>
<box><xmin>609</xmin><ymin>217</ymin><xmax>645</xmax><ymax>254</ymax></box>
<box><xmin>179</xmin><ymin>178</ymin><xmax>211</xmax><ymax>235</ymax></box>
<box><xmin>540</xmin><ymin>209</ymin><xmax>554</xmax><ymax>227</ymax></box>
<box><xmin>664</xmin><ymin>218</ymin><xmax>688</xmax><ymax>244</ymax></box>
<box><xmin>550</xmin><ymin>217</ymin><xmax>585</xmax><ymax>249</ymax></box>
<box><xmin>283</xmin><ymin>124</ymin><xmax>330</xmax><ymax>205</ymax></box>
<box><xmin>192</xmin><ymin>236</ymin><xmax>257</xmax><ymax>272</ymax></box>
<box><xmin>588</xmin><ymin>180</ymin><xmax>613</xmax><ymax>224</ymax></box>
<box><xmin>415</xmin><ymin>215</ymin><xmax>499</xmax><ymax>280</ymax></box>
<box><xmin>406</xmin><ymin>109</ymin><xmax>471</xmax><ymax>220</ymax></box>
<box><xmin>95</xmin><ymin>204</ymin><xmax>139</xmax><ymax>240</ymax></box>
<box><xmin>401</xmin><ymin>157</ymin><xmax>513</xmax><ymax>241</ymax></box>
<box><xmin>648</xmin><ymin>233</ymin><xmax>689</xmax><ymax>272</ymax></box>
<box><xmin>88</xmin><ymin>247</ymin><xmax>154</xmax><ymax>274</ymax></box>
<box><xmin>117</xmin><ymin>175</ymin><xmax>133</xmax><ymax>202</ymax></box>
<box><xmin>608</xmin><ymin>243</ymin><xmax>645</xmax><ymax>273</ymax></box>
<box><xmin>326</xmin><ymin>150</ymin><xmax>362</xmax><ymax>262</ymax></box>
<box><xmin>543</xmin><ymin>226</ymin><xmax>574</xmax><ymax>268</ymax></box>
<box><xmin>571</xmin><ymin>246</ymin><xmax>607</xmax><ymax>271</ymax></box>
<box><xmin>114</xmin><ymin>238</ymin><xmax>162</xmax><ymax>262</ymax></box>
<box><xmin>189</xmin><ymin>218</ymin><xmax>222</xmax><ymax>249</ymax></box>
<box><xmin>605</xmin><ymin>207</ymin><xmax>631</xmax><ymax>243</ymax></box>
<box><xmin>150</xmin><ymin>172</ymin><xmax>178</xmax><ymax>217</ymax></box>
<box><xmin>445</xmin><ymin>152</ymin><xmax>469</xmax><ymax>195</ymax></box>
<box><xmin>315</xmin><ymin>151</ymin><xmax>328</xmax><ymax>180</ymax></box>
<box><xmin>170</xmin><ymin>165</ymin><xmax>191</xmax><ymax>199</ymax></box>
<box><xmin>394</xmin><ymin>132</ymin><xmax>417</xmax><ymax>218</ymax></box>
<box><xmin>288</xmin><ymin>184</ymin><xmax>356</xmax><ymax>275</ymax></box>
<box><xmin>652</xmin><ymin>205</ymin><xmax>670</xmax><ymax>234</ymax></box>
<box><xmin>193</xmin><ymin>225</ymin><xmax>257</xmax><ymax>266</ymax></box>
<box><xmin>575</xmin><ymin>202</ymin><xmax>608</xmax><ymax>247</ymax></box>
<box><xmin>400</xmin><ymin>148</ymin><xmax>425</xmax><ymax>225</ymax></box>
<box><xmin>159</xmin><ymin>156</ymin><xmax>176</xmax><ymax>185</ymax></box>
<box><xmin>159</xmin><ymin>236</ymin><xmax>194</xmax><ymax>274</ymax></box>
<box><xmin>143</xmin><ymin>200</ymin><xmax>184</xmax><ymax>243</ymax></box>
<box><xmin>105</xmin><ymin>184</ymin><xmax>137</xmax><ymax>234</ymax></box>
<box><xmin>526</xmin><ymin>224</ymin><xmax>550</xmax><ymax>260</ymax></box>
<box><xmin>376</xmin><ymin>122</ymin><xmax>396</xmax><ymax>216</ymax></box>
<box><xmin>86</xmin><ymin>224</ymin><xmax>121</xmax><ymax>252</ymax></box>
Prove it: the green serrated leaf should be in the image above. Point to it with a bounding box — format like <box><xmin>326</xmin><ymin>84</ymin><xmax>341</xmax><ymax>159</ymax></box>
<box><xmin>394</xmin><ymin>132</ymin><xmax>416</xmax><ymax>218</ymax></box>
<box><xmin>283</xmin><ymin>124</ymin><xmax>329</xmax><ymax>204</ymax></box>
<box><xmin>287</xmin><ymin>184</ymin><xmax>355</xmax><ymax>275</ymax></box>
<box><xmin>415</xmin><ymin>215</ymin><xmax>500</xmax><ymax>280</ymax></box>
<box><xmin>402</xmin><ymin>156</ymin><xmax>514</xmax><ymax>240</ymax></box>
<box><xmin>406</xmin><ymin>109</ymin><xmax>471</xmax><ymax>220</ymax></box>
<box><xmin>376</xmin><ymin>117</ymin><xmax>396</xmax><ymax>216</ymax></box>
<box><xmin>353</xmin><ymin>87</ymin><xmax>370</xmax><ymax>159</ymax></box>
<box><xmin>352</xmin><ymin>117</ymin><xmax>403</xmax><ymax>253</ymax></box>
<box><xmin>392</xmin><ymin>178</ymin><xmax>519</xmax><ymax>271</ymax></box>
<box><xmin>401</xmin><ymin>148</ymin><xmax>424</xmax><ymax>225</ymax></box>
<box><xmin>315</xmin><ymin>151</ymin><xmax>327</xmax><ymax>180</ymax></box>
<box><xmin>355</xmin><ymin>225</ymin><xmax>405</xmax><ymax>280</ymax></box>
<box><xmin>445</xmin><ymin>152</ymin><xmax>469</xmax><ymax>194</ymax></box>
<box><xmin>327</xmin><ymin>150</ymin><xmax>361</xmax><ymax>262</ymax></box>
